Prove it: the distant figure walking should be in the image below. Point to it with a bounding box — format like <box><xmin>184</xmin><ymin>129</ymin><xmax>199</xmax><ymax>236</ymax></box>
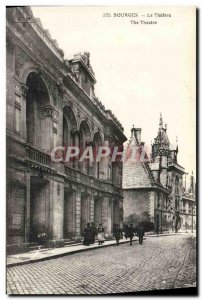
<box><xmin>114</xmin><ymin>225</ymin><xmax>122</xmax><ymax>246</ymax></box>
<box><xmin>137</xmin><ymin>223</ymin><xmax>145</xmax><ymax>245</ymax></box>
<box><xmin>124</xmin><ymin>225</ymin><xmax>129</xmax><ymax>240</ymax></box>
<box><xmin>89</xmin><ymin>222</ymin><xmax>97</xmax><ymax>244</ymax></box>
<box><xmin>83</xmin><ymin>223</ymin><xmax>91</xmax><ymax>246</ymax></box>
<box><xmin>128</xmin><ymin>224</ymin><xmax>134</xmax><ymax>246</ymax></box>
<box><xmin>97</xmin><ymin>224</ymin><xmax>105</xmax><ymax>245</ymax></box>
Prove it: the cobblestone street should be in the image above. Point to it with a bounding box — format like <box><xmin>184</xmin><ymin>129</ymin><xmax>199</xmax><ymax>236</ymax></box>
<box><xmin>6</xmin><ymin>234</ymin><xmax>196</xmax><ymax>295</ymax></box>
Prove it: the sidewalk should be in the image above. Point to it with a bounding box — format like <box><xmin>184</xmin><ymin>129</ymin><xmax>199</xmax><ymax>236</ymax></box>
<box><xmin>6</xmin><ymin>238</ymin><xmax>137</xmax><ymax>268</ymax></box>
<box><xmin>7</xmin><ymin>232</ymin><xmax>193</xmax><ymax>268</ymax></box>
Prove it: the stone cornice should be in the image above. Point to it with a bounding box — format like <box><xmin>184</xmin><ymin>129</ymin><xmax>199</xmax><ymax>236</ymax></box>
<box><xmin>17</xmin><ymin>7</ymin><xmax>64</xmax><ymax>62</ymax></box>
<box><xmin>7</xmin><ymin>25</ymin><xmax>68</xmax><ymax>87</ymax></box>
<box><xmin>123</xmin><ymin>185</ymin><xmax>170</xmax><ymax>195</ymax></box>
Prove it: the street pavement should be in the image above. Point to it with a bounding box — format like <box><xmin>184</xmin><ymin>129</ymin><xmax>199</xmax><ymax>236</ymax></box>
<box><xmin>6</xmin><ymin>234</ymin><xmax>196</xmax><ymax>295</ymax></box>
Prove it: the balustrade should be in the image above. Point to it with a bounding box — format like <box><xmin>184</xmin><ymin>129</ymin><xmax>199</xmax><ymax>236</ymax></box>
<box><xmin>25</xmin><ymin>146</ymin><xmax>50</xmax><ymax>165</ymax></box>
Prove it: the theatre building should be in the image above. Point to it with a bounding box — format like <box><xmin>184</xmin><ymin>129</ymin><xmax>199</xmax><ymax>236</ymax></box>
<box><xmin>6</xmin><ymin>7</ymin><xmax>127</xmax><ymax>250</ymax></box>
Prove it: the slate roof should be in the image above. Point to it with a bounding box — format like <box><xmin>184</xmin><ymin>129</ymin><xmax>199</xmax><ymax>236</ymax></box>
<box><xmin>123</xmin><ymin>126</ymin><xmax>154</xmax><ymax>189</ymax></box>
<box><xmin>123</xmin><ymin>159</ymin><xmax>153</xmax><ymax>189</ymax></box>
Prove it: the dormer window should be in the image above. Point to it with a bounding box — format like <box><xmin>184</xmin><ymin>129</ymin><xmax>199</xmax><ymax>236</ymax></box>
<box><xmin>69</xmin><ymin>52</ymin><xmax>96</xmax><ymax>98</ymax></box>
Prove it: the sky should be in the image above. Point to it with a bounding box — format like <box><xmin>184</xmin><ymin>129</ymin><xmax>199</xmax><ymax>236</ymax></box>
<box><xmin>31</xmin><ymin>6</ymin><xmax>196</xmax><ymax>183</ymax></box>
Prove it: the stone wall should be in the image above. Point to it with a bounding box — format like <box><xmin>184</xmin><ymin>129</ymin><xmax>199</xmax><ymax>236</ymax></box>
<box><xmin>7</xmin><ymin>183</ymin><xmax>25</xmax><ymax>244</ymax></box>
<box><xmin>123</xmin><ymin>190</ymin><xmax>150</xmax><ymax>224</ymax></box>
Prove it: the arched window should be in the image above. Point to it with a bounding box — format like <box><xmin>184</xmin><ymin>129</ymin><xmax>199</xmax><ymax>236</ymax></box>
<box><xmin>79</xmin><ymin>120</ymin><xmax>91</xmax><ymax>174</ymax></box>
<box><xmin>63</xmin><ymin>106</ymin><xmax>77</xmax><ymax>167</ymax></box>
<box><xmin>92</xmin><ymin>132</ymin><xmax>102</xmax><ymax>178</ymax></box>
<box><xmin>26</xmin><ymin>72</ymin><xmax>50</xmax><ymax>151</ymax></box>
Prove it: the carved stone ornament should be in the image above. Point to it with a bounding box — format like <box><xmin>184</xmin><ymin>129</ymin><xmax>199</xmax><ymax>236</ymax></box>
<box><xmin>77</xmin><ymin>109</ymin><xmax>81</xmax><ymax>118</ymax></box>
<box><xmin>15</xmin><ymin>46</ymin><xmax>30</xmax><ymax>76</ymax></box>
<box><xmin>58</xmin><ymin>82</ymin><xmax>65</xmax><ymax>96</ymax></box>
<box><xmin>66</xmin><ymin>100</ymin><xmax>73</xmax><ymax>108</ymax></box>
<box><xmin>41</xmin><ymin>105</ymin><xmax>58</xmax><ymax>120</ymax></box>
<box><xmin>21</xmin><ymin>84</ymin><xmax>28</xmax><ymax>97</ymax></box>
<box><xmin>37</xmin><ymin>64</ymin><xmax>45</xmax><ymax>77</ymax></box>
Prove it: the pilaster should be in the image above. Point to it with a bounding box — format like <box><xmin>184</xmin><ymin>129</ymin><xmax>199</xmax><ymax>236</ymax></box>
<box><xmin>25</xmin><ymin>169</ymin><xmax>31</xmax><ymax>242</ymax></box>
<box><xmin>75</xmin><ymin>185</ymin><xmax>81</xmax><ymax>236</ymax></box>
<box><xmin>89</xmin><ymin>189</ymin><xmax>94</xmax><ymax>223</ymax></box>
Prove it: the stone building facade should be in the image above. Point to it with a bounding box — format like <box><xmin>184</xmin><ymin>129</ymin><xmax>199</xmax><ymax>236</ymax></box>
<box><xmin>6</xmin><ymin>7</ymin><xmax>127</xmax><ymax>248</ymax></box>
<box><xmin>123</xmin><ymin>115</ymin><xmax>195</xmax><ymax>233</ymax></box>
<box><xmin>180</xmin><ymin>173</ymin><xmax>196</xmax><ymax>232</ymax></box>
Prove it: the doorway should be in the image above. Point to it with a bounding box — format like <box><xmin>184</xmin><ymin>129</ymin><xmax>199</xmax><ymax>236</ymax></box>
<box><xmin>80</xmin><ymin>193</ymin><xmax>89</xmax><ymax>235</ymax></box>
<box><xmin>64</xmin><ymin>190</ymin><xmax>74</xmax><ymax>239</ymax></box>
<box><xmin>30</xmin><ymin>177</ymin><xmax>49</xmax><ymax>242</ymax></box>
<box><xmin>94</xmin><ymin>197</ymin><xmax>102</xmax><ymax>229</ymax></box>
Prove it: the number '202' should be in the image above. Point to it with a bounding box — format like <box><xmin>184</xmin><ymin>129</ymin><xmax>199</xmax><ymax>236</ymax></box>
<box><xmin>103</xmin><ymin>13</ymin><xmax>111</xmax><ymax>17</ymax></box>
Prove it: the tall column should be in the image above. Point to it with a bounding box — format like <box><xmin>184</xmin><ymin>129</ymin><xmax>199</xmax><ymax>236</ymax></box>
<box><xmin>94</xmin><ymin>196</ymin><xmax>102</xmax><ymax>228</ymax></box>
<box><xmin>111</xmin><ymin>199</ymin><xmax>114</xmax><ymax>234</ymax></box>
<box><xmin>108</xmin><ymin>198</ymin><xmax>112</xmax><ymax>233</ymax></box>
<box><xmin>89</xmin><ymin>189</ymin><xmax>94</xmax><ymax>223</ymax></box>
<box><xmin>75</xmin><ymin>185</ymin><xmax>81</xmax><ymax>236</ymax></box>
<box><xmin>113</xmin><ymin>199</ymin><xmax>120</xmax><ymax>227</ymax></box>
<box><xmin>73</xmin><ymin>130</ymin><xmax>80</xmax><ymax>169</ymax></box>
<box><xmin>21</xmin><ymin>83</ymin><xmax>28</xmax><ymax>140</ymax></box>
<box><xmin>49</xmin><ymin>179</ymin><xmax>54</xmax><ymax>240</ymax></box>
<box><xmin>52</xmin><ymin>181</ymin><xmax>64</xmax><ymax>240</ymax></box>
<box><xmin>101</xmin><ymin>196</ymin><xmax>112</xmax><ymax>234</ymax></box>
<box><xmin>40</xmin><ymin>106</ymin><xmax>58</xmax><ymax>153</ymax></box>
<box><xmin>25</xmin><ymin>170</ymin><xmax>31</xmax><ymax>243</ymax></box>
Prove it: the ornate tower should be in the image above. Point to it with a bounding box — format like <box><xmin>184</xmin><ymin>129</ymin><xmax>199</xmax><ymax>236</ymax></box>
<box><xmin>151</xmin><ymin>113</ymin><xmax>170</xmax><ymax>187</ymax></box>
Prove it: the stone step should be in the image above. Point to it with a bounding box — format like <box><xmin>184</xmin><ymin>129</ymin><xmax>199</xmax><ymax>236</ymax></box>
<box><xmin>64</xmin><ymin>240</ymin><xmax>80</xmax><ymax>246</ymax></box>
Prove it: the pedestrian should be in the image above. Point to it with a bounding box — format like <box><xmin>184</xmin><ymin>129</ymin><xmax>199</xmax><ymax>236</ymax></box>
<box><xmin>127</xmin><ymin>223</ymin><xmax>134</xmax><ymax>246</ymax></box>
<box><xmin>114</xmin><ymin>225</ymin><xmax>122</xmax><ymax>246</ymax></box>
<box><xmin>89</xmin><ymin>222</ymin><xmax>97</xmax><ymax>244</ymax></box>
<box><xmin>137</xmin><ymin>223</ymin><xmax>144</xmax><ymax>245</ymax></box>
<box><xmin>83</xmin><ymin>223</ymin><xmax>91</xmax><ymax>246</ymax></box>
<box><xmin>97</xmin><ymin>224</ymin><xmax>105</xmax><ymax>245</ymax></box>
<box><xmin>124</xmin><ymin>224</ymin><xmax>129</xmax><ymax>240</ymax></box>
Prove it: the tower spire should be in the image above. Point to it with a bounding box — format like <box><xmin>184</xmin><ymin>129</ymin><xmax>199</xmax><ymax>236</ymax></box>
<box><xmin>130</xmin><ymin>125</ymin><xmax>136</xmax><ymax>144</ymax></box>
<box><xmin>159</xmin><ymin>112</ymin><xmax>163</xmax><ymax>129</ymax></box>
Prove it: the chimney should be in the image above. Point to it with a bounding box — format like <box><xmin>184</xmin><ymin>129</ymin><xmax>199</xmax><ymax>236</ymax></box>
<box><xmin>134</xmin><ymin>128</ymin><xmax>141</xmax><ymax>144</ymax></box>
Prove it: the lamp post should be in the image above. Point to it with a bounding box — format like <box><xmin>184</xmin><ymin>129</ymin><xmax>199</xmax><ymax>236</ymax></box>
<box><xmin>160</xmin><ymin>208</ymin><xmax>163</xmax><ymax>234</ymax></box>
<box><xmin>155</xmin><ymin>209</ymin><xmax>160</xmax><ymax>235</ymax></box>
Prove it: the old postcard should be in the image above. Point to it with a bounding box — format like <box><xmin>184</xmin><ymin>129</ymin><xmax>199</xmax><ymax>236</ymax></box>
<box><xmin>6</xmin><ymin>6</ymin><xmax>197</xmax><ymax>295</ymax></box>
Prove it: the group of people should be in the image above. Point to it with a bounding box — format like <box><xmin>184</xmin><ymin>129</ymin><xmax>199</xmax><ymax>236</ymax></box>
<box><xmin>114</xmin><ymin>223</ymin><xmax>145</xmax><ymax>246</ymax></box>
<box><xmin>83</xmin><ymin>222</ymin><xmax>145</xmax><ymax>247</ymax></box>
<box><xmin>83</xmin><ymin>223</ymin><xmax>105</xmax><ymax>246</ymax></box>
<box><xmin>124</xmin><ymin>223</ymin><xmax>145</xmax><ymax>246</ymax></box>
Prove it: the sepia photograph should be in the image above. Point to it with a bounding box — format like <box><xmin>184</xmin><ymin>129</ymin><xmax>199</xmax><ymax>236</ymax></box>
<box><xmin>6</xmin><ymin>5</ymin><xmax>197</xmax><ymax>295</ymax></box>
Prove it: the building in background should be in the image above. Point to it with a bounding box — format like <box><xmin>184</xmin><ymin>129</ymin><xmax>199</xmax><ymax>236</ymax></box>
<box><xmin>123</xmin><ymin>114</ymin><xmax>196</xmax><ymax>233</ymax></box>
<box><xmin>180</xmin><ymin>172</ymin><xmax>196</xmax><ymax>232</ymax></box>
<box><xmin>6</xmin><ymin>7</ymin><xmax>127</xmax><ymax>251</ymax></box>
